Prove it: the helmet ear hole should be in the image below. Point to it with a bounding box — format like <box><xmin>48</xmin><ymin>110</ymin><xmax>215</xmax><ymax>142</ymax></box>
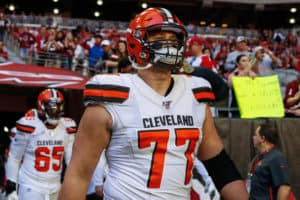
<box><xmin>139</xmin><ymin>51</ymin><xmax>147</xmax><ymax>59</ymax></box>
<box><xmin>129</xmin><ymin>44</ymin><xmax>135</xmax><ymax>49</ymax></box>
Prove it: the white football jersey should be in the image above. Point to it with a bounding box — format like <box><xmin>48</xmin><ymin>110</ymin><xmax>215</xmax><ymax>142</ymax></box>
<box><xmin>84</xmin><ymin>74</ymin><xmax>215</xmax><ymax>200</ymax></box>
<box><xmin>6</xmin><ymin>111</ymin><xmax>76</xmax><ymax>194</ymax></box>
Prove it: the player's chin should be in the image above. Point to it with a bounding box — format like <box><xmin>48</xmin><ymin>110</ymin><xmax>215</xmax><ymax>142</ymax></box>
<box><xmin>151</xmin><ymin>62</ymin><xmax>178</xmax><ymax>73</ymax></box>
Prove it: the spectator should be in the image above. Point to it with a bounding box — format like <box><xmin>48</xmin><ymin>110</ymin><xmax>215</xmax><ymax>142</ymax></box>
<box><xmin>228</xmin><ymin>54</ymin><xmax>257</xmax><ymax>117</ymax></box>
<box><xmin>73</xmin><ymin>36</ymin><xmax>88</xmax><ymax>73</ymax></box>
<box><xmin>34</xmin><ymin>25</ymin><xmax>48</xmax><ymax>66</ymax></box>
<box><xmin>252</xmin><ymin>45</ymin><xmax>280</xmax><ymax>76</ymax></box>
<box><xmin>0</xmin><ymin>41</ymin><xmax>8</xmax><ymax>62</ymax></box>
<box><xmin>186</xmin><ymin>36</ymin><xmax>215</xmax><ymax>70</ymax></box>
<box><xmin>42</xmin><ymin>29</ymin><xmax>64</xmax><ymax>67</ymax></box>
<box><xmin>214</xmin><ymin>44</ymin><xmax>229</xmax><ymax>73</ymax></box>
<box><xmin>63</xmin><ymin>31</ymin><xmax>76</xmax><ymax>70</ymax></box>
<box><xmin>224</xmin><ymin>36</ymin><xmax>251</xmax><ymax>72</ymax></box>
<box><xmin>273</xmin><ymin>31</ymin><xmax>285</xmax><ymax>44</ymax></box>
<box><xmin>100</xmin><ymin>39</ymin><xmax>119</xmax><ymax>73</ymax></box>
<box><xmin>203</xmin><ymin>47</ymin><xmax>218</xmax><ymax>73</ymax></box>
<box><xmin>279</xmin><ymin>48</ymin><xmax>293</xmax><ymax>69</ymax></box>
<box><xmin>296</xmin><ymin>31</ymin><xmax>300</xmax><ymax>47</ymax></box>
<box><xmin>88</xmin><ymin>34</ymin><xmax>104</xmax><ymax>74</ymax></box>
<box><xmin>284</xmin><ymin>74</ymin><xmax>300</xmax><ymax>116</ymax></box>
<box><xmin>247</xmin><ymin>122</ymin><xmax>291</xmax><ymax>199</ymax></box>
<box><xmin>0</xmin><ymin>12</ymin><xmax>8</xmax><ymax>41</ymax></box>
<box><xmin>116</xmin><ymin>40</ymin><xmax>128</xmax><ymax>60</ymax></box>
<box><xmin>228</xmin><ymin>54</ymin><xmax>257</xmax><ymax>86</ymax></box>
<box><xmin>102</xmin><ymin>40</ymin><xmax>128</xmax><ymax>73</ymax></box>
<box><xmin>292</xmin><ymin>48</ymin><xmax>300</xmax><ymax>73</ymax></box>
<box><xmin>18</xmin><ymin>25</ymin><xmax>35</xmax><ymax>62</ymax></box>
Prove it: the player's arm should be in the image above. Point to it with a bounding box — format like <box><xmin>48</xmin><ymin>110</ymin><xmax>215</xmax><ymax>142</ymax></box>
<box><xmin>64</xmin><ymin>133</ymin><xmax>75</xmax><ymax>165</ymax></box>
<box><xmin>58</xmin><ymin>105</ymin><xmax>111</xmax><ymax>200</ymax></box>
<box><xmin>93</xmin><ymin>151</ymin><xmax>107</xmax><ymax>187</ymax></box>
<box><xmin>277</xmin><ymin>185</ymin><xmax>290</xmax><ymax>200</ymax></box>
<box><xmin>5</xmin><ymin>123</ymin><xmax>31</xmax><ymax>196</ymax></box>
<box><xmin>198</xmin><ymin>105</ymin><xmax>249</xmax><ymax>200</ymax></box>
<box><xmin>64</xmin><ymin>119</ymin><xmax>77</xmax><ymax>165</ymax></box>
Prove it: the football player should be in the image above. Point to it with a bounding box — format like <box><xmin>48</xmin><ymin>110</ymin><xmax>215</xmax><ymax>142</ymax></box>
<box><xmin>6</xmin><ymin>88</ymin><xmax>76</xmax><ymax>200</ymax></box>
<box><xmin>59</xmin><ymin>7</ymin><xmax>248</xmax><ymax>200</ymax></box>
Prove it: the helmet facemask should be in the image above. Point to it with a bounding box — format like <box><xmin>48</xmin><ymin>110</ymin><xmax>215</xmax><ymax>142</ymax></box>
<box><xmin>130</xmin><ymin>24</ymin><xmax>186</xmax><ymax>70</ymax></box>
<box><xmin>41</xmin><ymin>100</ymin><xmax>64</xmax><ymax>125</ymax></box>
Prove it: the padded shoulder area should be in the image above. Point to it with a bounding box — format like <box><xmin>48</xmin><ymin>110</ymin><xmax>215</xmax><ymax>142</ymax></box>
<box><xmin>84</xmin><ymin>74</ymin><xmax>130</xmax><ymax>104</ymax></box>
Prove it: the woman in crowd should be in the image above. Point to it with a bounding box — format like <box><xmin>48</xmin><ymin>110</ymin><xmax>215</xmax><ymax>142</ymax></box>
<box><xmin>228</xmin><ymin>54</ymin><xmax>257</xmax><ymax>117</ymax></box>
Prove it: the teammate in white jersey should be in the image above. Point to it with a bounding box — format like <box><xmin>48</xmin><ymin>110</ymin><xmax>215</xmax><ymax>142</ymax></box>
<box><xmin>6</xmin><ymin>89</ymin><xmax>76</xmax><ymax>200</ymax></box>
<box><xmin>59</xmin><ymin>7</ymin><xmax>248</xmax><ymax>200</ymax></box>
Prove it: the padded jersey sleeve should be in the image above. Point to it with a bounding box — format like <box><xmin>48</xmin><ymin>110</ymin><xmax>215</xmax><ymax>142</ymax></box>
<box><xmin>6</xmin><ymin>117</ymin><xmax>33</xmax><ymax>182</ymax></box>
<box><xmin>62</xmin><ymin>118</ymin><xmax>77</xmax><ymax>165</ymax></box>
<box><xmin>83</xmin><ymin>74</ymin><xmax>130</xmax><ymax>106</ymax></box>
<box><xmin>190</xmin><ymin>76</ymin><xmax>216</xmax><ymax>103</ymax></box>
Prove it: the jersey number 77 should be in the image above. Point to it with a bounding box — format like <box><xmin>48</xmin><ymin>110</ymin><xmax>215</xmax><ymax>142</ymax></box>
<box><xmin>138</xmin><ymin>128</ymin><xmax>200</xmax><ymax>189</ymax></box>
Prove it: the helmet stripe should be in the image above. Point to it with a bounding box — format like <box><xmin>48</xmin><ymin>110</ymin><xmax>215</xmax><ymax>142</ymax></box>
<box><xmin>158</xmin><ymin>8</ymin><xmax>168</xmax><ymax>22</ymax></box>
<box><xmin>160</xmin><ymin>8</ymin><xmax>174</xmax><ymax>23</ymax></box>
<box><xmin>51</xmin><ymin>89</ymin><xmax>58</xmax><ymax>99</ymax></box>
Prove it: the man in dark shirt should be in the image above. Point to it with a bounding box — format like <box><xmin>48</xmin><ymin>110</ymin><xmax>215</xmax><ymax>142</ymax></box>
<box><xmin>248</xmin><ymin>122</ymin><xmax>291</xmax><ymax>200</ymax></box>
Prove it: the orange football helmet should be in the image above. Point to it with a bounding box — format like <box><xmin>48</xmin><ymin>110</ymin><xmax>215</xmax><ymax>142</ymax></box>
<box><xmin>126</xmin><ymin>7</ymin><xmax>187</xmax><ymax>69</ymax></box>
<box><xmin>37</xmin><ymin>88</ymin><xmax>64</xmax><ymax>124</ymax></box>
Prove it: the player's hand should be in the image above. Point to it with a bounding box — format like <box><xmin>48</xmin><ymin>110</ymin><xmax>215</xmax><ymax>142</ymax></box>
<box><xmin>95</xmin><ymin>185</ymin><xmax>103</xmax><ymax>197</ymax></box>
<box><xmin>6</xmin><ymin>191</ymin><xmax>18</xmax><ymax>200</ymax></box>
<box><xmin>5</xmin><ymin>180</ymin><xmax>16</xmax><ymax>197</ymax></box>
<box><xmin>205</xmin><ymin>182</ymin><xmax>220</xmax><ymax>200</ymax></box>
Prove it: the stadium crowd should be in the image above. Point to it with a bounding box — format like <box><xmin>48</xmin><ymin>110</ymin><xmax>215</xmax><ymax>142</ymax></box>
<box><xmin>1</xmin><ymin>12</ymin><xmax>300</xmax><ymax>117</ymax></box>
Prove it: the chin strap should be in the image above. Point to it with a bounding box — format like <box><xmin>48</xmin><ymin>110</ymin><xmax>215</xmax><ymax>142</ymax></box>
<box><xmin>45</xmin><ymin>117</ymin><xmax>59</xmax><ymax>126</ymax></box>
<box><xmin>128</xmin><ymin>56</ymin><xmax>153</xmax><ymax>70</ymax></box>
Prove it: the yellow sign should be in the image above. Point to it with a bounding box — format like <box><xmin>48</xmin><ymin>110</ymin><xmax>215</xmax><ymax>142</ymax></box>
<box><xmin>232</xmin><ymin>75</ymin><xmax>284</xmax><ymax>118</ymax></box>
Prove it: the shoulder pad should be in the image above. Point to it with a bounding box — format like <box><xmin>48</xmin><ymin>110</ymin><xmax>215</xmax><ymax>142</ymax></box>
<box><xmin>190</xmin><ymin>76</ymin><xmax>215</xmax><ymax>103</ymax></box>
<box><xmin>24</xmin><ymin>108</ymin><xmax>38</xmax><ymax>118</ymax></box>
<box><xmin>62</xmin><ymin>118</ymin><xmax>77</xmax><ymax>134</ymax></box>
<box><xmin>16</xmin><ymin>116</ymin><xmax>37</xmax><ymax>134</ymax></box>
<box><xmin>84</xmin><ymin>74</ymin><xmax>130</xmax><ymax>104</ymax></box>
<box><xmin>9</xmin><ymin>127</ymin><xmax>17</xmax><ymax>138</ymax></box>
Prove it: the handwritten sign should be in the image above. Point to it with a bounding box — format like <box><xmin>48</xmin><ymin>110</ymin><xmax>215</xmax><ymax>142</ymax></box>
<box><xmin>232</xmin><ymin>75</ymin><xmax>284</xmax><ymax>118</ymax></box>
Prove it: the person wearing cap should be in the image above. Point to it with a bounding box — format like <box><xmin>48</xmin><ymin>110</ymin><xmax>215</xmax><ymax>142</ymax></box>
<box><xmin>252</xmin><ymin>43</ymin><xmax>280</xmax><ymax>76</ymax></box>
<box><xmin>224</xmin><ymin>36</ymin><xmax>251</xmax><ymax>72</ymax></box>
<box><xmin>98</xmin><ymin>39</ymin><xmax>120</xmax><ymax>73</ymax></box>
<box><xmin>186</xmin><ymin>36</ymin><xmax>215</xmax><ymax>70</ymax></box>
